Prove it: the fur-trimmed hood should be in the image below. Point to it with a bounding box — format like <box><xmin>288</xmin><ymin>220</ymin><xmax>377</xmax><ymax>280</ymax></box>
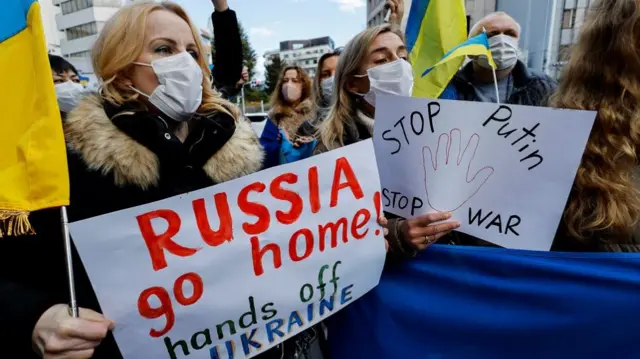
<box><xmin>64</xmin><ymin>94</ymin><xmax>264</xmax><ymax>189</ymax></box>
<box><xmin>268</xmin><ymin>98</ymin><xmax>315</xmax><ymax>137</ymax></box>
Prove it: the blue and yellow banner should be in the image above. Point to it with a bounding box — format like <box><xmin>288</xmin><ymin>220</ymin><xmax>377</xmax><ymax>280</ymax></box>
<box><xmin>405</xmin><ymin>0</ymin><xmax>493</xmax><ymax>99</ymax></box>
<box><xmin>328</xmin><ymin>245</ymin><xmax>640</xmax><ymax>358</ymax></box>
<box><xmin>0</xmin><ymin>0</ymin><xmax>69</xmax><ymax>235</ymax></box>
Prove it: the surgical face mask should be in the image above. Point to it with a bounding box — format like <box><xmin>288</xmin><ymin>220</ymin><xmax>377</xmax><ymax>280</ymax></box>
<box><xmin>55</xmin><ymin>81</ymin><xmax>85</xmax><ymax>113</ymax></box>
<box><xmin>475</xmin><ymin>34</ymin><xmax>519</xmax><ymax>71</ymax></box>
<box><xmin>353</xmin><ymin>59</ymin><xmax>413</xmax><ymax>107</ymax></box>
<box><xmin>282</xmin><ymin>83</ymin><xmax>302</xmax><ymax>103</ymax></box>
<box><xmin>130</xmin><ymin>51</ymin><xmax>203</xmax><ymax>122</ymax></box>
<box><xmin>321</xmin><ymin>76</ymin><xmax>334</xmax><ymax>101</ymax></box>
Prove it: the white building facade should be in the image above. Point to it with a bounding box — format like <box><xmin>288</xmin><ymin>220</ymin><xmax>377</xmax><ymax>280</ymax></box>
<box><xmin>548</xmin><ymin>0</ymin><xmax>594</xmax><ymax>78</ymax></box>
<box><xmin>264</xmin><ymin>37</ymin><xmax>335</xmax><ymax>78</ymax></box>
<box><xmin>40</xmin><ymin>0</ymin><xmax>63</xmax><ymax>55</ymax></box>
<box><xmin>50</xmin><ymin>0</ymin><xmax>138</xmax><ymax>87</ymax></box>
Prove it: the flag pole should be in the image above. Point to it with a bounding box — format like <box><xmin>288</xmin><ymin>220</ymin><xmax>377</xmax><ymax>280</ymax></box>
<box><xmin>61</xmin><ymin>206</ymin><xmax>79</xmax><ymax>318</ymax></box>
<box><xmin>492</xmin><ymin>67</ymin><xmax>500</xmax><ymax>104</ymax></box>
<box><xmin>482</xmin><ymin>28</ymin><xmax>500</xmax><ymax>104</ymax></box>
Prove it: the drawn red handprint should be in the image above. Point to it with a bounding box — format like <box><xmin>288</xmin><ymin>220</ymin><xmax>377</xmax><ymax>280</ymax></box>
<box><xmin>422</xmin><ymin>129</ymin><xmax>494</xmax><ymax>212</ymax></box>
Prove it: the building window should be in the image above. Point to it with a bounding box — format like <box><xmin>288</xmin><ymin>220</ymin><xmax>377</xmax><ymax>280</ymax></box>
<box><xmin>68</xmin><ymin>50</ymin><xmax>91</xmax><ymax>58</ymax></box>
<box><xmin>93</xmin><ymin>0</ymin><xmax>126</xmax><ymax>6</ymax></box>
<box><xmin>61</xmin><ymin>0</ymin><xmax>93</xmax><ymax>15</ymax></box>
<box><xmin>562</xmin><ymin>9</ymin><xmax>576</xmax><ymax>29</ymax></box>
<box><xmin>558</xmin><ymin>45</ymin><xmax>572</xmax><ymax>62</ymax></box>
<box><xmin>66</xmin><ymin>22</ymin><xmax>98</xmax><ymax>40</ymax></box>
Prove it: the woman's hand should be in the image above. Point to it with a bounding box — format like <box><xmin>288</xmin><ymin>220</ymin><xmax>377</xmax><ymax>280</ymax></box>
<box><xmin>386</xmin><ymin>0</ymin><xmax>405</xmax><ymax>25</ymax></box>
<box><xmin>293</xmin><ymin>136</ymin><xmax>315</xmax><ymax>148</ymax></box>
<box><xmin>400</xmin><ymin>212</ymin><xmax>460</xmax><ymax>250</ymax></box>
<box><xmin>378</xmin><ymin>216</ymin><xmax>391</xmax><ymax>252</ymax></box>
<box><xmin>212</xmin><ymin>0</ymin><xmax>228</xmax><ymax>12</ymax></box>
<box><xmin>33</xmin><ymin>304</ymin><xmax>114</xmax><ymax>359</ymax></box>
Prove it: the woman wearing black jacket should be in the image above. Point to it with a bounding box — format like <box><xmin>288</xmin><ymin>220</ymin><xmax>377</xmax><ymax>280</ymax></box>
<box><xmin>0</xmin><ymin>3</ymin><xmax>265</xmax><ymax>358</ymax></box>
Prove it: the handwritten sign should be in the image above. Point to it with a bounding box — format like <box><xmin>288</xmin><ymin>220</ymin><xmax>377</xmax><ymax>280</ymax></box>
<box><xmin>373</xmin><ymin>95</ymin><xmax>596</xmax><ymax>251</ymax></box>
<box><xmin>70</xmin><ymin>140</ymin><xmax>385</xmax><ymax>359</ymax></box>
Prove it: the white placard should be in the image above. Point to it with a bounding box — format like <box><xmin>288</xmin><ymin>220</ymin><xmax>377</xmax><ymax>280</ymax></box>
<box><xmin>373</xmin><ymin>95</ymin><xmax>596</xmax><ymax>251</ymax></box>
<box><xmin>70</xmin><ymin>140</ymin><xmax>385</xmax><ymax>359</ymax></box>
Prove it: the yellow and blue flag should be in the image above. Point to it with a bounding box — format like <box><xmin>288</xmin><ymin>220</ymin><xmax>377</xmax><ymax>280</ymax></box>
<box><xmin>404</xmin><ymin>0</ymin><xmax>494</xmax><ymax>98</ymax></box>
<box><xmin>0</xmin><ymin>0</ymin><xmax>69</xmax><ymax>236</ymax></box>
<box><xmin>423</xmin><ymin>32</ymin><xmax>496</xmax><ymax>76</ymax></box>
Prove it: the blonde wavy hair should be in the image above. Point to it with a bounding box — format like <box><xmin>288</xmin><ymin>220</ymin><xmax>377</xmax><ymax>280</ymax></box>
<box><xmin>92</xmin><ymin>1</ymin><xmax>239</xmax><ymax>118</ymax></box>
<box><xmin>318</xmin><ymin>24</ymin><xmax>404</xmax><ymax>151</ymax></box>
<box><xmin>551</xmin><ymin>0</ymin><xmax>640</xmax><ymax>243</ymax></box>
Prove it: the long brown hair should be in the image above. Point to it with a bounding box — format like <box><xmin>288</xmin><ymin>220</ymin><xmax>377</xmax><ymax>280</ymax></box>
<box><xmin>318</xmin><ymin>24</ymin><xmax>404</xmax><ymax>151</ymax></box>
<box><xmin>551</xmin><ymin>0</ymin><xmax>640</xmax><ymax>243</ymax></box>
<box><xmin>269</xmin><ymin>66</ymin><xmax>313</xmax><ymax>109</ymax></box>
<box><xmin>92</xmin><ymin>1</ymin><xmax>239</xmax><ymax>118</ymax></box>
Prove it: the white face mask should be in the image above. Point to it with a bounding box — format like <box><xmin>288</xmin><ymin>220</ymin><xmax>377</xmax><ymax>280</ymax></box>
<box><xmin>475</xmin><ymin>34</ymin><xmax>519</xmax><ymax>71</ymax></box>
<box><xmin>55</xmin><ymin>81</ymin><xmax>85</xmax><ymax>113</ymax></box>
<box><xmin>353</xmin><ymin>59</ymin><xmax>414</xmax><ymax>107</ymax></box>
<box><xmin>131</xmin><ymin>52</ymin><xmax>203</xmax><ymax>122</ymax></box>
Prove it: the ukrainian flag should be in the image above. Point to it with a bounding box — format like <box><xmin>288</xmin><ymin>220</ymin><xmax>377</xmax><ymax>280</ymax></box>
<box><xmin>0</xmin><ymin>0</ymin><xmax>69</xmax><ymax>236</ymax></box>
<box><xmin>422</xmin><ymin>32</ymin><xmax>496</xmax><ymax>76</ymax></box>
<box><xmin>405</xmin><ymin>0</ymin><xmax>493</xmax><ymax>98</ymax></box>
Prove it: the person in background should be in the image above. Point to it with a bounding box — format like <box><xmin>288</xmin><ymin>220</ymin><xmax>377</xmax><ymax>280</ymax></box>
<box><xmin>299</xmin><ymin>0</ymin><xmax>404</xmax><ymax>138</ymax></box>
<box><xmin>210</xmin><ymin>0</ymin><xmax>244</xmax><ymax>98</ymax></box>
<box><xmin>448</xmin><ymin>12</ymin><xmax>557</xmax><ymax>106</ymax></box>
<box><xmin>312</xmin><ymin>48</ymin><xmax>342</xmax><ymax>120</ymax></box>
<box><xmin>49</xmin><ymin>54</ymin><xmax>85</xmax><ymax>116</ymax></box>
<box><xmin>260</xmin><ymin>65</ymin><xmax>316</xmax><ymax>168</ymax></box>
<box><xmin>549</xmin><ymin>0</ymin><xmax>640</xmax><ymax>252</ymax></box>
<box><xmin>315</xmin><ymin>24</ymin><xmax>461</xmax><ymax>257</ymax></box>
<box><xmin>0</xmin><ymin>2</ymin><xmax>269</xmax><ymax>358</ymax></box>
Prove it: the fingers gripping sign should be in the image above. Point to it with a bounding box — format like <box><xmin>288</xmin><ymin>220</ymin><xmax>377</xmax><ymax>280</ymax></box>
<box><xmin>422</xmin><ymin>129</ymin><xmax>494</xmax><ymax>212</ymax></box>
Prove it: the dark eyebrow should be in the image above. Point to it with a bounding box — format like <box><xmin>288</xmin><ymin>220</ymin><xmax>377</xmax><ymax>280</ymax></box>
<box><xmin>369</xmin><ymin>46</ymin><xmax>389</xmax><ymax>56</ymax></box>
<box><xmin>150</xmin><ymin>37</ymin><xmax>178</xmax><ymax>46</ymax></box>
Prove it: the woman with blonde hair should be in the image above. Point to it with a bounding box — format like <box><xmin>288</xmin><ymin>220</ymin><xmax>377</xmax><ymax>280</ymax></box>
<box><xmin>314</xmin><ymin>24</ymin><xmax>460</xmax><ymax>257</ymax></box>
<box><xmin>550</xmin><ymin>0</ymin><xmax>640</xmax><ymax>252</ymax></box>
<box><xmin>260</xmin><ymin>65</ymin><xmax>316</xmax><ymax>167</ymax></box>
<box><xmin>0</xmin><ymin>2</ymin><xmax>293</xmax><ymax>358</ymax></box>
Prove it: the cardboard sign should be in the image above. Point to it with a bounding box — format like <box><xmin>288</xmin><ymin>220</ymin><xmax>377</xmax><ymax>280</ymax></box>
<box><xmin>70</xmin><ymin>140</ymin><xmax>386</xmax><ymax>359</ymax></box>
<box><xmin>373</xmin><ymin>95</ymin><xmax>596</xmax><ymax>251</ymax></box>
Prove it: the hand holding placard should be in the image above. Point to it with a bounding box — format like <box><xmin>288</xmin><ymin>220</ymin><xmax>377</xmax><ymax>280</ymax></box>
<box><xmin>374</xmin><ymin>94</ymin><xmax>596</xmax><ymax>251</ymax></box>
<box><xmin>422</xmin><ymin>129</ymin><xmax>494</xmax><ymax>212</ymax></box>
<box><xmin>69</xmin><ymin>140</ymin><xmax>386</xmax><ymax>359</ymax></box>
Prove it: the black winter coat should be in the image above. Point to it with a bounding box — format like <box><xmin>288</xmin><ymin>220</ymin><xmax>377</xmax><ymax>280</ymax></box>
<box><xmin>0</xmin><ymin>94</ymin><xmax>264</xmax><ymax>359</ymax></box>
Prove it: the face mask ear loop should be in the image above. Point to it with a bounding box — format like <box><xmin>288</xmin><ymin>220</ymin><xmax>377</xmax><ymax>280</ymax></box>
<box><xmin>132</xmin><ymin>62</ymin><xmax>153</xmax><ymax>68</ymax></box>
<box><xmin>128</xmin><ymin>85</ymin><xmax>150</xmax><ymax>99</ymax></box>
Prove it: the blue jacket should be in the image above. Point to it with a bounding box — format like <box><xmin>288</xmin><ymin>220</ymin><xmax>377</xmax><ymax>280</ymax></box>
<box><xmin>259</xmin><ymin>118</ymin><xmax>316</xmax><ymax>168</ymax></box>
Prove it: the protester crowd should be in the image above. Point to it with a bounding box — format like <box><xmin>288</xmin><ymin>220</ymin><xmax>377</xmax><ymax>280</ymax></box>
<box><xmin>1</xmin><ymin>0</ymin><xmax>639</xmax><ymax>358</ymax></box>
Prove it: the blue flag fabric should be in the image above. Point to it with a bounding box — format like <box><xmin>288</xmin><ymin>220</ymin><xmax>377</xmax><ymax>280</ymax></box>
<box><xmin>328</xmin><ymin>245</ymin><xmax>640</xmax><ymax>359</ymax></box>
